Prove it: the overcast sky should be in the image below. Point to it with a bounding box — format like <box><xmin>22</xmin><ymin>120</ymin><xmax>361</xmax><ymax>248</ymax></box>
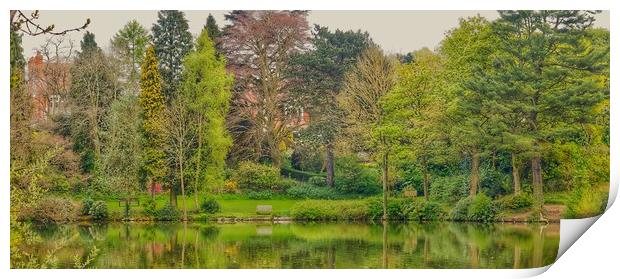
<box><xmin>20</xmin><ymin>10</ymin><xmax>610</xmax><ymax>58</ymax></box>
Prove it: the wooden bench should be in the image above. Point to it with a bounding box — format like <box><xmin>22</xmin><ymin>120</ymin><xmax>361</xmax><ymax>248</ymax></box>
<box><xmin>256</xmin><ymin>205</ymin><xmax>273</xmax><ymax>215</ymax></box>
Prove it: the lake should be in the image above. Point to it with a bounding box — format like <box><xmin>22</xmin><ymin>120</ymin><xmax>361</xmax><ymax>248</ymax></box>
<box><xmin>17</xmin><ymin>221</ymin><xmax>559</xmax><ymax>269</ymax></box>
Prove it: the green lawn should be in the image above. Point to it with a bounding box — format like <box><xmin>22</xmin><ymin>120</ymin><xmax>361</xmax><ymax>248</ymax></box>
<box><xmin>105</xmin><ymin>194</ymin><xmax>298</xmax><ymax>217</ymax></box>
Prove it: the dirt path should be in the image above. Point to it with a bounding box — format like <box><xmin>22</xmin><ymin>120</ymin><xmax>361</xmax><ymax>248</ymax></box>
<box><xmin>502</xmin><ymin>204</ymin><xmax>566</xmax><ymax>223</ymax></box>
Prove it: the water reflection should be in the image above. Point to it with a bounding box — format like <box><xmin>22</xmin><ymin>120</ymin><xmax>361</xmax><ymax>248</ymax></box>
<box><xmin>19</xmin><ymin>221</ymin><xmax>559</xmax><ymax>269</ymax></box>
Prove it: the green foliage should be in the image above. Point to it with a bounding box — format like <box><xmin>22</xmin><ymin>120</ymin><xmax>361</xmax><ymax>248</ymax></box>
<box><xmin>142</xmin><ymin>199</ymin><xmax>157</xmax><ymax>216</ymax></box>
<box><xmin>30</xmin><ymin>197</ymin><xmax>78</xmax><ymax>224</ymax></box>
<box><xmin>151</xmin><ymin>10</ymin><xmax>193</xmax><ymax>100</ymax></box>
<box><xmin>335</xmin><ymin>156</ymin><xmax>381</xmax><ymax>195</ymax></box>
<box><xmin>449</xmin><ymin>196</ymin><xmax>473</xmax><ymax>221</ymax></box>
<box><xmin>234</xmin><ymin>161</ymin><xmax>282</xmax><ymax>191</ymax></box>
<box><xmin>281</xmin><ymin>167</ymin><xmax>325</xmax><ymax>182</ymax></box>
<box><xmin>154</xmin><ymin>204</ymin><xmax>180</xmax><ymax>221</ymax></box>
<box><xmin>479</xmin><ymin>168</ymin><xmax>510</xmax><ymax>198</ymax></box>
<box><xmin>89</xmin><ymin>201</ymin><xmax>109</xmax><ymax>220</ymax></box>
<box><xmin>111</xmin><ymin>20</ymin><xmax>150</xmax><ymax>84</ymax></box>
<box><xmin>565</xmin><ymin>182</ymin><xmax>608</xmax><ymax>218</ymax></box>
<box><xmin>289</xmin><ymin>200</ymin><xmax>369</xmax><ymax>220</ymax></box>
<box><xmin>81</xmin><ymin>198</ymin><xmax>94</xmax><ymax>216</ymax></box>
<box><xmin>430</xmin><ymin>175</ymin><xmax>469</xmax><ymax>203</ymax></box>
<box><xmin>200</xmin><ymin>196</ymin><xmax>221</xmax><ymax>214</ymax></box>
<box><xmin>499</xmin><ymin>193</ymin><xmax>533</xmax><ymax>211</ymax></box>
<box><xmin>246</xmin><ymin>191</ymin><xmax>273</xmax><ymax>200</ymax></box>
<box><xmin>308</xmin><ymin>176</ymin><xmax>327</xmax><ymax>187</ymax></box>
<box><xmin>408</xmin><ymin>201</ymin><xmax>446</xmax><ymax>221</ymax></box>
<box><xmin>467</xmin><ymin>194</ymin><xmax>498</xmax><ymax>223</ymax></box>
<box><xmin>286</xmin><ymin>185</ymin><xmax>340</xmax><ymax>200</ymax></box>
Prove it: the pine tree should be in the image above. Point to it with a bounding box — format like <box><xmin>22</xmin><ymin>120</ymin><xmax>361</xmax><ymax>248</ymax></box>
<box><xmin>111</xmin><ymin>20</ymin><xmax>151</xmax><ymax>86</ymax></box>
<box><xmin>139</xmin><ymin>46</ymin><xmax>168</xmax><ymax>202</ymax></box>
<box><xmin>181</xmin><ymin>28</ymin><xmax>233</xmax><ymax>206</ymax></box>
<box><xmin>151</xmin><ymin>10</ymin><xmax>193</xmax><ymax>102</ymax></box>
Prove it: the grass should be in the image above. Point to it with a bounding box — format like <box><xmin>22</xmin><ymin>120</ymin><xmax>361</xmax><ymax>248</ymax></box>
<box><xmin>103</xmin><ymin>193</ymin><xmax>300</xmax><ymax>218</ymax></box>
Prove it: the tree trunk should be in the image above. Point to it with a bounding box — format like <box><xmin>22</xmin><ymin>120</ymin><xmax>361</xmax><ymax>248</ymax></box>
<box><xmin>382</xmin><ymin>151</ymin><xmax>389</xmax><ymax>221</ymax></box>
<box><xmin>326</xmin><ymin>142</ymin><xmax>335</xmax><ymax>188</ymax></box>
<box><xmin>469</xmin><ymin>147</ymin><xmax>480</xmax><ymax>196</ymax></box>
<box><xmin>170</xmin><ymin>184</ymin><xmax>177</xmax><ymax>208</ymax></box>
<box><xmin>180</xmin><ymin>151</ymin><xmax>187</xmax><ymax>221</ymax></box>
<box><xmin>422</xmin><ymin>159</ymin><xmax>429</xmax><ymax>201</ymax></box>
<box><xmin>531</xmin><ymin>155</ymin><xmax>543</xmax><ymax>211</ymax></box>
<box><xmin>511</xmin><ymin>153</ymin><xmax>521</xmax><ymax>195</ymax></box>
<box><xmin>194</xmin><ymin>118</ymin><xmax>202</xmax><ymax>208</ymax></box>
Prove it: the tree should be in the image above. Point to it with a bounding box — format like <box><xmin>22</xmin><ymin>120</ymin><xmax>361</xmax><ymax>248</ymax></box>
<box><xmin>151</xmin><ymin>10</ymin><xmax>193</xmax><ymax>102</ymax></box>
<box><xmin>339</xmin><ymin>46</ymin><xmax>396</xmax><ymax>220</ymax></box>
<box><xmin>10</xmin><ymin>10</ymin><xmax>89</xmax><ymax>36</ymax></box>
<box><xmin>204</xmin><ymin>14</ymin><xmax>223</xmax><ymax>55</ymax></box>
<box><xmin>69</xmin><ymin>31</ymin><xmax>118</xmax><ymax>174</ymax></box>
<box><xmin>111</xmin><ymin>20</ymin><xmax>151</xmax><ymax>87</ymax></box>
<box><xmin>164</xmin><ymin>99</ymin><xmax>196</xmax><ymax>220</ymax></box>
<box><xmin>439</xmin><ymin>16</ymin><xmax>498</xmax><ymax>197</ymax></box>
<box><xmin>99</xmin><ymin>94</ymin><xmax>143</xmax><ymax>216</ymax></box>
<box><xmin>382</xmin><ymin>48</ymin><xmax>445</xmax><ymax>200</ymax></box>
<box><xmin>482</xmin><ymin>11</ymin><xmax>607</xmax><ymax>213</ymax></box>
<box><xmin>222</xmin><ymin>10</ymin><xmax>310</xmax><ymax>166</ymax></box>
<box><xmin>288</xmin><ymin>25</ymin><xmax>372</xmax><ymax>187</ymax></box>
<box><xmin>181</xmin><ymin>28</ymin><xmax>233</xmax><ymax>206</ymax></box>
<box><xmin>139</xmin><ymin>46</ymin><xmax>168</xmax><ymax>202</ymax></box>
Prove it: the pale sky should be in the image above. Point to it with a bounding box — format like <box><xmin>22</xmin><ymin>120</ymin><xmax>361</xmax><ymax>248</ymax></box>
<box><xmin>20</xmin><ymin>10</ymin><xmax>610</xmax><ymax>58</ymax></box>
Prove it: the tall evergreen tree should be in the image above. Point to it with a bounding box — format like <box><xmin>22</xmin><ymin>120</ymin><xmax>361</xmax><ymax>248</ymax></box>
<box><xmin>181</xmin><ymin>28</ymin><xmax>233</xmax><ymax>206</ymax></box>
<box><xmin>111</xmin><ymin>20</ymin><xmax>151</xmax><ymax>86</ymax></box>
<box><xmin>139</xmin><ymin>46</ymin><xmax>169</xmax><ymax>203</ymax></box>
<box><xmin>472</xmin><ymin>11</ymin><xmax>607</xmax><ymax>214</ymax></box>
<box><xmin>288</xmin><ymin>25</ymin><xmax>372</xmax><ymax>187</ymax></box>
<box><xmin>151</xmin><ymin>10</ymin><xmax>193</xmax><ymax>102</ymax></box>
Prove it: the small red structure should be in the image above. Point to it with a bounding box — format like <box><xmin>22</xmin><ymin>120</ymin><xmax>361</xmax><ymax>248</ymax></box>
<box><xmin>148</xmin><ymin>183</ymin><xmax>162</xmax><ymax>195</ymax></box>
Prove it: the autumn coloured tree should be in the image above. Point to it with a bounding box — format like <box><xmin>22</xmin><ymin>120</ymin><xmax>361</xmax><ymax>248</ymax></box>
<box><xmin>222</xmin><ymin>10</ymin><xmax>310</xmax><ymax>166</ymax></box>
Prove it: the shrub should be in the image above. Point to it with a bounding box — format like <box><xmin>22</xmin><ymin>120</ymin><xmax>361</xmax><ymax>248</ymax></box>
<box><xmin>155</xmin><ymin>204</ymin><xmax>180</xmax><ymax>221</ymax></box>
<box><xmin>430</xmin><ymin>175</ymin><xmax>469</xmax><ymax>203</ymax></box>
<box><xmin>235</xmin><ymin>161</ymin><xmax>281</xmax><ymax>191</ymax></box>
<box><xmin>409</xmin><ymin>201</ymin><xmax>445</xmax><ymax>221</ymax></box>
<box><xmin>479</xmin><ymin>168</ymin><xmax>510</xmax><ymax>198</ymax></box>
<box><xmin>467</xmin><ymin>194</ymin><xmax>498</xmax><ymax>222</ymax></box>
<box><xmin>223</xmin><ymin>180</ymin><xmax>239</xmax><ymax>193</ymax></box>
<box><xmin>81</xmin><ymin>197</ymin><xmax>94</xmax><ymax>216</ymax></box>
<box><xmin>335</xmin><ymin>156</ymin><xmax>381</xmax><ymax>195</ymax></box>
<box><xmin>142</xmin><ymin>198</ymin><xmax>157</xmax><ymax>216</ymax></box>
<box><xmin>565</xmin><ymin>185</ymin><xmax>608</xmax><ymax>218</ymax></box>
<box><xmin>275</xmin><ymin>178</ymin><xmax>300</xmax><ymax>192</ymax></box>
<box><xmin>499</xmin><ymin>193</ymin><xmax>533</xmax><ymax>210</ymax></box>
<box><xmin>246</xmin><ymin>190</ymin><xmax>273</xmax><ymax>200</ymax></box>
<box><xmin>449</xmin><ymin>196</ymin><xmax>473</xmax><ymax>221</ymax></box>
<box><xmin>31</xmin><ymin>197</ymin><xmax>78</xmax><ymax>223</ymax></box>
<box><xmin>200</xmin><ymin>197</ymin><xmax>221</xmax><ymax>214</ymax></box>
<box><xmin>367</xmin><ymin>197</ymin><xmax>416</xmax><ymax>220</ymax></box>
<box><xmin>281</xmin><ymin>167</ymin><xmax>326</xmax><ymax>182</ymax></box>
<box><xmin>289</xmin><ymin>200</ymin><xmax>369</xmax><ymax>220</ymax></box>
<box><xmin>286</xmin><ymin>184</ymin><xmax>339</xmax><ymax>200</ymax></box>
<box><xmin>308</xmin><ymin>176</ymin><xmax>327</xmax><ymax>187</ymax></box>
<box><xmin>89</xmin><ymin>201</ymin><xmax>109</xmax><ymax>220</ymax></box>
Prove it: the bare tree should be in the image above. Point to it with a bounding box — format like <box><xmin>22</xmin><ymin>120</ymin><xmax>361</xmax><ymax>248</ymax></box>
<box><xmin>10</xmin><ymin>10</ymin><xmax>89</xmax><ymax>36</ymax></box>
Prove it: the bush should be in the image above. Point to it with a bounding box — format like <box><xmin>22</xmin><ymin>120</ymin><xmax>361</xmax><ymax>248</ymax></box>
<box><xmin>335</xmin><ymin>156</ymin><xmax>381</xmax><ymax>195</ymax></box>
<box><xmin>449</xmin><ymin>197</ymin><xmax>473</xmax><ymax>221</ymax></box>
<box><xmin>235</xmin><ymin>161</ymin><xmax>282</xmax><ymax>191</ymax></box>
<box><xmin>289</xmin><ymin>200</ymin><xmax>369</xmax><ymax>220</ymax></box>
<box><xmin>281</xmin><ymin>167</ymin><xmax>326</xmax><ymax>182</ymax></box>
<box><xmin>430</xmin><ymin>175</ymin><xmax>469</xmax><ymax>203</ymax></box>
<box><xmin>308</xmin><ymin>176</ymin><xmax>327</xmax><ymax>187</ymax></box>
<box><xmin>142</xmin><ymin>198</ymin><xmax>157</xmax><ymax>216</ymax></box>
<box><xmin>89</xmin><ymin>201</ymin><xmax>108</xmax><ymax>220</ymax></box>
<box><xmin>200</xmin><ymin>197</ymin><xmax>221</xmax><ymax>214</ymax></box>
<box><xmin>565</xmin><ymin>185</ymin><xmax>608</xmax><ymax>218</ymax></box>
<box><xmin>275</xmin><ymin>178</ymin><xmax>300</xmax><ymax>192</ymax></box>
<box><xmin>246</xmin><ymin>190</ymin><xmax>273</xmax><ymax>200</ymax></box>
<box><xmin>367</xmin><ymin>197</ymin><xmax>416</xmax><ymax>220</ymax></box>
<box><xmin>499</xmin><ymin>193</ymin><xmax>533</xmax><ymax>210</ymax></box>
<box><xmin>480</xmin><ymin>168</ymin><xmax>510</xmax><ymax>198</ymax></box>
<box><xmin>155</xmin><ymin>204</ymin><xmax>180</xmax><ymax>221</ymax></box>
<box><xmin>467</xmin><ymin>194</ymin><xmax>498</xmax><ymax>222</ymax></box>
<box><xmin>30</xmin><ymin>197</ymin><xmax>78</xmax><ymax>223</ymax></box>
<box><xmin>286</xmin><ymin>184</ymin><xmax>340</xmax><ymax>200</ymax></box>
<box><xmin>81</xmin><ymin>197</ymin><xmax>94</xmax><ymax>216</ymax></box>
<box><xmin>409</xmin><ymin>201</ymin><xmax>445</xmax><ymax>221</ymax></box>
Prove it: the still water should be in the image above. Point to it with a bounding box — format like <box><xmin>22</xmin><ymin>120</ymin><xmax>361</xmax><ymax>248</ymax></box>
<box><xmin>20</xmin><ymin>222</ymin><xmax>559</xmax><ymax>269</ymax></box>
